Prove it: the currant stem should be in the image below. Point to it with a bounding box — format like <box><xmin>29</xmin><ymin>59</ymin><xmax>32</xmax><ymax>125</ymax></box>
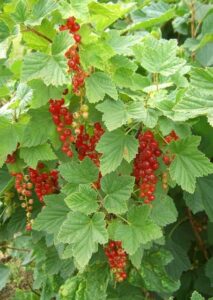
<box><xmin>23</xmin><ymin>26</ymin><xmax>53</xmax><ymax>43</ymax></box>
<box><xmin>186</xmin><ymin>208</ymin><xmax>209</xmax><ymax>260</ymax></box>
<box><xmin>116</xmin><ymin>215</ymin><xmax>130</xmax><ymax>225</ymax></box>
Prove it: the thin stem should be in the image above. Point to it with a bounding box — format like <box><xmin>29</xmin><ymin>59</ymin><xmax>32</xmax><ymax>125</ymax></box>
<box><xmin>23</xmin><ymin>26</ymin><xmax>53</xmax><ymax>43</ymax></box>
<box><xmin>189</xmin><ymin>0</ymin><xmax>196</xmax><ymax>60</ymax></box>
<box><xmin>153</xmin><ymin>73</ymin><xmax>159</xmax><ymax>91</ymax></box>
<box><xmin>135</xmin><ymin>124</ymin><xmax>142</xmax><ymax>138</ymax></box>
<box><xmin>190</xmin><ymin>0</ymin><xmax>196</xmax><ymax>38</ymax></box>
<box><xmin>27</xmin><ymin>283</ymin><xmax>41</xmax><ymax>297</ymax></box>
<box><xmin>168</xmin><ymin>216</ymin><xmax>188</xmax><ymax>239</ymax></box>
<box><xmin>186</xmin><ymin>208</ymin><xmax>209</xmax><ymax>260</ymax></box>
<box><xmin>116</xmin><ymin>215</ymin><xmax>130</xmax><ymax>225</ymax></box>
<box><xmin>157</xmin><ymin>130</ymin><xmax>169</xmax><ymax>145</ymax></box>
<box><xmin>194</xmin><ymin>21</ymin><xmax>202</xmax><ymax>37</ymax></box>
<box><xmin>0</xmin><ymin>245</ymin><xmax>31</xmax><ymax>252</ymax></box>
<box><xmin>125</xmin><ymin>123</ymin><xmax>140</xmax><ymax>135</ymax></box>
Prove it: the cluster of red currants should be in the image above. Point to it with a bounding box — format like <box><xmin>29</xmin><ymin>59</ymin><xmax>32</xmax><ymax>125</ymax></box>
<box><xmin>163</xmin><ymin>130</ymin><xmax>179</xmax><ymax>166</ymax></box>
<box><xmin>59</xmin><ymin>16</ymin><xmax>87</xmax><ymax>95</ymax></box>
<box><xmin>104</xmin><ymin>241</ymin><xmax>128</xmax><ymax>282</ymax></box>
<box><xmin>75</xmin><ymin>122</ymin><xmax>104</xmax><ymax>166</ymax></box>
<box><xmin>133</xmin><ymin>130</ymin><xmax>161</xmax><ymax>204</ymax></box>
<box><xmin>75</xmin><ymin>122</ymin><xmax>104</xmax><ymax>189</ymax></box>
<box><xmin>59</xmin><ymin>16</ymin><xmax>81</xmax><ymax>43</ymax></box>
<box><xmin>49</xmin><ymin>99</ymin><xmax>74</xmax><ymax>158</ymax></box>
<box><xmin>12</xmin><ymin>172</ymin><xmax>34</xmax><ymax>231</ymax></box>
<box><xmin>165</xmin><ymin>130</ymin><xmax>179</xmax><ymax>143</ymax></box>
<box><xmin>28</xmin><ymin>163</ymin><xmax>59</xmax><ymax>203</ymax></box>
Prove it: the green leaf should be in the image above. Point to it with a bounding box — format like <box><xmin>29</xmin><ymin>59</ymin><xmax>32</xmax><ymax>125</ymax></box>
<box><xmin>0</xmin><ymin>165</ymin><xmax>13</xmax><ymax>196</ymax></box>
<box><xmin>151</xmin><ymin>195</ymin><xmax>178</xmax><ymax>227</ymax></box>
<box><xmin>65</xmin><ymin>185</ymin><xmax>98</xmax><ymax>215</ymax></box>
<box><xmin>0</xmin><ymin>65</ymin><xmax>13</xmax><ymax>87</ymax></box>
<box><xmin>114</xmin><ymin>206</ymin><xmax>162</xmax><ymax>255</ymax></box>
<box><xmin>196</xmin><ymin>43</ymin><xmax>213</xmax><ymax>67</ymax></box>
<box><xmin>85</xmin><ymin>72</ymin><xmax>118</xmax><ymax>103</ymax></box>
<box><xmin>101</xmin><ymin>173</ymin><xmax>134</xmax><ymax>214</ymax></box>
<box><xmin>45</xmin><ymin>246</ymin><xmax>63</xmax><ymax>275</ymax></box>
<box><xmin>184</xmin><ymin>175</ymin><xmax>213</xmax><ymax>221</ymax></box>
<box><xmin>96</xmin><ymin>99</ymin><xmax>128</xmax><ymax>131</ymax></box>
<box><xmin>80</xmin><ymin>41</ymin><xmax>115</xmax><ymax>71</ymax></box>
<box><xmin>174</xmin><ymin>68</ymin><xmax>213</xmax><ymax>125</ymax></box>
<box><xmin>89</xmin><ymin>2</ymin><xmax>135</xmax><ymax>31</ymax></box>
<box><xmin>128</xmin><ymin>101</ymin><xmax>160</xmax><ymax>129</ymax></box>
<box><xmin>22</xmin><ymin>31</ymin><xmax>50</xmax><ymax>52</ymax></box>
<box><xmin>129</xmin><ymin>247</ymin><xmax>144</xmax><ymax>269</ymax></box>
<box><xmin>84</xmin><ymin>263</ymin><xmax>109</xmax><ymax>300</ymax></box>
<box><xmin>20</xmin><ymin>143</ymin><xmax>57</xmax><ymax>169</ymax></box>
<box><xmin>0</xmin><ymin>117</ymin><xmax>19</xmax><ymax>167</ymax></box>
<box><xmin>59</xmin><ymin>158</ymin><xmax>99</xmax><ymax>184</ymax></box>
<box><xmin>106</xmin><ymin>31</ymin><xmax>138</xmax><ymax>56</ymax></box>
<box><xmin>22</xmin><ymin>52</ymin><xmax>68</xmax><ymax>87</ymax></box>
<box><xmin>169</xmin><ymin>136</ymin><xmax>213</xmax><ymax>193</ymax></box>
<box><xmin>191</xmin><ymin>291</ymin><xmax>205</xmax><ymax>300</ymax></box>
<box><xmin>0</xmin><ymin>21</ymin><xmax>10</xmax><ymax>42</ymax></box>
<box><xmin>109</xmin><ymin>55</ymin><xmax>138</xmax><ymax>73</ymax></box>
<box><xmin>21</xmin><ymin>108</ymin><xmax>55</xmax><ymax>147</ymax></box>
<box><xmin>0</xmin><ymin>264</ymin><xmax>10</xmax><ymax>291</ymax></box>
<box><xmin>52</xmin><ymin>31</ymin><xmax>74</xmax><ymax>55</ymax></box>
<box><xmin>33</xmin><ymin>194</ymin><xmax>69</xmax><ymax>237</ymax></box>
<box><xmin>96</xmin><ymin>129</ymin><xmax>138</xmax><ymax>175</ymax></box>
<box><xmin>12</xmin><ymin>0</ymin><xmax>29</xmax><ymax>23</ymax></box>
<box><xmin>129</xmin><ymin>2</ymin><xmax>176</xmax><ymax>31</ymax></box>
<box><xmin>133</xmin><ymin>37</ymin><xmax>186</xmax><ymax>76</ymax></box>
<box><xmin>26</xmin><ymin>0</ymin><xmax>58</xmax><ymax>26</ymax></box>
<box><xmin>58</xmin><ymin>212</ymin><xmax>108</xmax><ymax>268</ymax></box>
<box><xmin>96</xmin><ymin>99</ymin><xmax>158</xmax><ymax>131</ymax></box>
<box><xmin>184</xmin><ymin>190</ymin><xmax>204</xmax><ymax>215</ymax></box>
<box><xmin>205</xmin><ymin>257</ymin><xmax>213</xmax><ymax>286</ymax></box>
<box><xmin>58</xmin><ymin>0</ymin><xmax>89</xmax><ymax>21</ymax></box>
<box><xmin>140</xmin><ymin>250</ymin><xmax>180</xmax><ymax>294</ymax></box>
<box><xmin>166</xmin><ymin>239</ymin><xmax>191</xmax><ymax>280</ymax></box>
<box><xmin>29</xmin><ymin>80</ymin><xmax>63</xmax><ymax>109</ymax></box>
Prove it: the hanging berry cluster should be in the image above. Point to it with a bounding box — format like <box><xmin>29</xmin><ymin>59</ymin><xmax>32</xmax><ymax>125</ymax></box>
<box><xmin>163</xmin><ymin>130</ymin><xmax>179</xmax><ymax>166</ymax></box>
<box><xmin>28</xmin><ymin>163</ymin><xmax>59</xmax><ymax>203</ymax></box>
<box><xmin>75</xmin><ymin>122</ymin><xmax>104</xmax><ymax>190</ymax></box>
<box><xmin>104</xmin><ymin>241</ymin><xmax>128</xmax><ymax>282</ymax></box>
<box><xmin>133</xmin><ymin>130</ymin><xmax>161</xmax><ymax>204</ymax></box>
<box><xmin>12</xmin><ymin>173</ymin><xmax>34</xmax><ymax>231</ymax></box>
<box><xmin>75</xmin><ymin>122</ymin><xmax>104</xmax><ymax>165</ymax></box>
<box><xmin>59</xmin><ymin>16</ymin><xmax>87</xmax><ymax>95</ymax></box>
<box><xmin>165</xmin><ymin>130</ymin><xmax>179</xmax><ymax>143</ymax></box>
<box><xmin>49</xmin><ymin>99</ymin><xmax>74</xmax><ymax>158</ymax></box>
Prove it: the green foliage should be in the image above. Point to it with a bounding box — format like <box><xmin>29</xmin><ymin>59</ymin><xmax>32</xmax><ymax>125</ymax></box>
<box><xmin>58</xmin><ymin>212</ymin><xmax>108</xmax><ymax>268</ymax></box>
<box><xmin>59</xmin><ymin>158</ymin><xmax>99</xmax><ymax>184</ymax></box>
<box><xmin>169</xmin><ymin>136</ymin><xmax>213</xmax><ymax>193</ymax></box>
<box><xmin>85</xmin><ymin>72</ymin><xmax>118</xmax><ymax>103</ymax></box>
<box><xmin>0</xmin><ymin>264</ymin><xmax>10</xmax><ymax>291</ymax></box>
<box><xmin>101</xmin><ymin>173</ymin><xmax>134</xmax><ymax>214</ymax></box>
<box><xmin>96</xmin><ymin>129</ymin><xmax>138</xmax><ymax>175</ymax></box>
<box><xmin>114</xmin><ymin>206</ymin><xmax>162</xmax><ymax>255</ymax></box>
<box><xmin>0</xmin><ymin>0</ymin><xmax>213</xmax><ymax>299</ymax></box>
